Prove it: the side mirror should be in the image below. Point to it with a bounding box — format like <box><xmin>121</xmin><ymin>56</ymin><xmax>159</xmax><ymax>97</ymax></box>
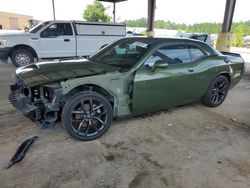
<box><xmin>154</xmin><ymin>60</ymin><xmax>168</xmax><ymax>68</ymax></box>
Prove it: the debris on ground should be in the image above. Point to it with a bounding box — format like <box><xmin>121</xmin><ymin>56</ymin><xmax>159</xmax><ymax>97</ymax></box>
<box><xmin>6</xmin><ymin>136</ymin><xmax>38</xmax><ymax>169</ymax></box>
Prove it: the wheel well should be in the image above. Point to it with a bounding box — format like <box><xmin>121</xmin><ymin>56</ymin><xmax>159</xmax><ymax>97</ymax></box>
<box><xmin>10</xmin><ymin>45</ymin><xmax>38</xmax><ymax>59</ymax></box>
<box><xmin>65</xmin><ymin>84</ymin><xmax>115</xmax><ymax>107</ymax></box>
<box><xmin>219</xmin><ymin>73</ymin><xmax>231</xmax><ymax>84</ymax></box>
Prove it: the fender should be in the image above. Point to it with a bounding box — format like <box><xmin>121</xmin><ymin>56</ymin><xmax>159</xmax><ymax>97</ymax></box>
<box><xmin>60</xmin><ymin>72</ymin><xmax>132</xmax><ymax>117</ymax></box>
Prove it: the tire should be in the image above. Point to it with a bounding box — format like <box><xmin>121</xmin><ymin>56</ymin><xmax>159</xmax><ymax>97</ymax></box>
<box><xmin>202</xmin><ymin>75</ymin><xmax>230</xmax><ymax>107</ymax></box>
<box><xmin>62</xmin><ymin>91</ymin><xmax>113</xmax><ymax>141</ymax></box>
<box><xmin>11</xmin><ymin>48</ymin><xmax>34</xmax><ymax>67</ymax></box>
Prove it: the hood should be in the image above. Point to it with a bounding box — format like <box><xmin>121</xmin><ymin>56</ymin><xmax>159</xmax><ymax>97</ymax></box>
<box><xmin>0</xmin><ymin>32</ymin><xmax>31</xmax><ymax>38</ymax></box>
<box><xmin>16</xmin><ymin>59</ymin><xmax>119</xmax><ymax>87</ymax></box>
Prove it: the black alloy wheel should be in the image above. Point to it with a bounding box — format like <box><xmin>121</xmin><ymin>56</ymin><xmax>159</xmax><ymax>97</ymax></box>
<box><xmin>62</xmin><ymin>91</ymin><xmax>112</xmax><ymax>141</ymax></box>
<box><xmin>202</xmin><ymin>75</ymin><xmax>230</xmax><ymax>107</ymax></box>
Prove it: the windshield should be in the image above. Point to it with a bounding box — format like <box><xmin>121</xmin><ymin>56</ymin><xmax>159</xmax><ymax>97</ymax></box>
<box><xmin>90</xmin><ymin>39</ymin><xmax>150</xmax><ymax>70</ymax></box>
<box><xmin>29</xmin><ymin>21</ymin><xmax>51</xmax><ymax>33</ymax></box>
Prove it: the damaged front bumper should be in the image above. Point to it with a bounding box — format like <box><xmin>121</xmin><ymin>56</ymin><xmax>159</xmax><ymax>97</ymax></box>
<box><xmin>9</xmin><ymin>82</ymin><xmax>63</xmax><ymax>127</ymax></box>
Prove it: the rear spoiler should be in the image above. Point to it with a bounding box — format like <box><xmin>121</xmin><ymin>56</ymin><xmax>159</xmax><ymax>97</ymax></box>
<box><xmin>220</xmin><ymin>51</ymin><xmax>244</xmax><ymax>63</ymax></box>
<box><xmin>220</xmin><ymin>51</ymin><xmax>241</xmax><ymax>57</ymax></box>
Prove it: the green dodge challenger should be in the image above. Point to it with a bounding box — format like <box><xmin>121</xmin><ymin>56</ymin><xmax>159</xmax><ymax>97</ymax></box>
<box><xmin>9</xmin><ymin>37</ymin><xmax>245</xmax><ymax>141</ymax></box>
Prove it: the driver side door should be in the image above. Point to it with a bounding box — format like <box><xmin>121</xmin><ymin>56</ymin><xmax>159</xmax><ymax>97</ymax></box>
<box><xmin>38</xmin><ymin>22</ymin><xmax>76</xmax><ymax>58</ymax></box>
<box><xmin>132</xmin><ymin>44</ymin><xmax>198</xmax><ymax>114</ymax></box>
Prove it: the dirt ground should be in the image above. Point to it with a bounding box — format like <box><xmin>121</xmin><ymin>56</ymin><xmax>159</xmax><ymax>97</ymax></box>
<box><xmin>0</xmin><ymin>52</ymin><xmax>250</xmax><ymax>188</ymax></box>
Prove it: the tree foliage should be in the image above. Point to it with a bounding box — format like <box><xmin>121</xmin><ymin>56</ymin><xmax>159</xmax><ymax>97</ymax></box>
<box><xmin>124</xmin><ymin>18</ymin><xmax>250</xmax><ymax>36</ymax></box>
<box><xmin>83</xmin><ymin>0</ymin><xmax>111</xmax><ymax>22</ymax></box>
<box><xmin>232</xmin><ymin>24</ymin><xmax>245</xmax><ymax>47</ymax></box>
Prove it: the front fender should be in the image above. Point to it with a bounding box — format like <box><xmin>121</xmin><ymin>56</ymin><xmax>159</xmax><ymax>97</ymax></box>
<box><xmin>60</xmin><ymin>72</ymin><xmax>131</xmax><ymax>117</ymax></box>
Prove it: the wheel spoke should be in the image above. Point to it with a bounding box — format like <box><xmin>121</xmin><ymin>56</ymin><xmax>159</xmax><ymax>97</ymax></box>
<box><xmin>77</xmin><ymin>118</ymin><xmax>86</xmax><ymax>133</ymax></box>
<box><xmin>90</xmin><ymin>123</ymin><xmax>99</xmax><ymax>131</ymax></box>
<box><xmin>72</xmin><ymin>110</ymin><xmax>84</xmax><ymax>114</ymax></box>
<box><xmin>97</xmin><ymin>110</ymin><xmax>107</xmax><ymax>118</ymax></box>
<box><xmin>210</xmin><ymin>91</ymin><xmax>216</xmax><ymax>97</ymax></box>
<box><xmin>88</xmin><ymin>98</ymin><xmax>93</xmax><ymax>111</ymax></box>
<box><xmin>219</xmin><ymin>90</ymin><xmax>225</xmax><ymax>96</ymax></box>
<box><xmin>81</xmin><ymin>100</ymin><xmax>86</xmax><ymax>112</ymax></box>
<box><xmin>215</xmin><ymin>94</ymin><xmax>219</xmax><ymax>104</ymax></box>
<box><xmin>93</xmin><ymin>104</ymin><xmax>103</xmax><ymax>111</ymax></box>
<box><xmin>93</xmin><ymin>116</ymin><xmax>105</xmax><ymax>125</ymax></box>
<box><xmin>84</xmin><ymin>119</ymin><xmax>92</xmax><ymax>135</ymax></box>
<box><xmin>212</xmin><ymin>95</ymin><xmax>216</xmax><ymax>103</ymax></box>
<box><xmin>71</xmin><ymin>119</ymin><xmax>82</xmax><ymax>123</ymax></box>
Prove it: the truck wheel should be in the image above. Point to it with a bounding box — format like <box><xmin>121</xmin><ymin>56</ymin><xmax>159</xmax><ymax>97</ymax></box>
<box><xmin>62</xmin><ymin>91</ymin><xmax>113</xmax><ymax>141</ymax></box>
<box><xmin>202</xmin><ymin>75</ymin><xmax>229</xmax><ymax>107</ymax></box>
<box><xmin>11</xmin><ymin>48</ymin><xmax>34</xmax><ymax>67</ymax></box>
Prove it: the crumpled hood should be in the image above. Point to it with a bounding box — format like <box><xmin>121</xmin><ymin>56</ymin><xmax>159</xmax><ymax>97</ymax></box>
<box><xmin>16</xmin><ymin>59</ymin><xmax>119</xmax><ymax>87</ymax></box>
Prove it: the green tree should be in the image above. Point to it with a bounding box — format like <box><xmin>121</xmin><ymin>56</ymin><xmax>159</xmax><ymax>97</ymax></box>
<box><xmin>83</xmin><ymin>0</ymin><xmax>111</xmax><ymax>22</ymax></box>
<box><xmin>232</xmin><ymin>24</ymin><xmax>245</xmax><ymax>47</ymax></box>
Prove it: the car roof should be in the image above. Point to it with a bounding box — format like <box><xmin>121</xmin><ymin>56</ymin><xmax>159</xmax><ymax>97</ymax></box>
<box><xmin>121</xmin><ymin>37</ymin><xmax>216</xmax><ymax>54</ymax></box>
<box><xmin>123</xmin><ymin>36</ymin><xmax>204</xmax><ymax>45</ymax></box>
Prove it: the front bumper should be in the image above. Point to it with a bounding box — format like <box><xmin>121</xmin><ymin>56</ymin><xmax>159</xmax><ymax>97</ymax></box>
<box><xmin>9</xmin><ymin>84</ymin><xmax>39</xmax><ymax>122</ymax></box>
<box><xmin>9</xmin><ymin>83</ymin><xmax>62</xmax><ymax>127</ymax></box>
<box><xmin>0</xmin><ymin>47</ymin><xmax>11</xmax><ymax>61</ymax></box>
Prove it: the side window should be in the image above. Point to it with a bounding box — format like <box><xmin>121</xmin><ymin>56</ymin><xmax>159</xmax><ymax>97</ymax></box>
<box><xmin>41</xmin><ymin>23</ymin><xmax>73</xmax><ymax>38</ymax></box>
<box><xmin>188</xmin><ymin>45</ymin><xmax>207</xmax><ymax>61</ymax></box>
<box><xmin>143</xmin><ymin>45</ymin><xmax>191</xmax><ymax>67</ymax></box>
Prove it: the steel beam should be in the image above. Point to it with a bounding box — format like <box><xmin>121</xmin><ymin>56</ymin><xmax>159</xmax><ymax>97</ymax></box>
<box><xmin>113</xmin><ymin>2</ymin><xmax>116</xmax><ymax>22</ymax></box>
<box><xmin>146</xmin><ymin>0</ymin><xmax>156</xmax><ymax>36</ymax></box>
<box><xmin>222</xmin><ymin>0</ymin><xmax>236</xmax><ymax>32</ymax></box>
<box><xmin>52</xmin><ymin>0</ymin><xmax>56</xmax><ymax>20</ymax></box>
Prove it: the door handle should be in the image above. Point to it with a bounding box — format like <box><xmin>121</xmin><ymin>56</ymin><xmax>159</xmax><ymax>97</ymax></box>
<box><xmin>188</xmin><ymin>68</ymin><xmax>194</xmax><ymax>72</ymax></box>
<box><xmin>64</xmin><ymin>39</ymin><xmax>70</xmax><ymax>42</ymax></box>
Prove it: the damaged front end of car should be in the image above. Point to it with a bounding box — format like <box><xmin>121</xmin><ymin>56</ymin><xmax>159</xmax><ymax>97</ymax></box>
<box><xmin>9</xmin><ymin>76</ymin><xmax>62</xmax><ymax>128</ymax></box>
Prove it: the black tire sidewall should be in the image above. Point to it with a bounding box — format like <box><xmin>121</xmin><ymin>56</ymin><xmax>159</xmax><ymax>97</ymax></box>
<box><xmin>11</xmin><ymin>49</ymin><xmax>34</xmax><ymax>67</ymax></box>
<box><xmin>62</xmin><ymin>91</ymin><xmax>113</xmax><ymax>141</ymax></box>
<box><xmin>202</xmin><ymin>75</ymin><xmax>229</xmax><ymax>107</ymax></box>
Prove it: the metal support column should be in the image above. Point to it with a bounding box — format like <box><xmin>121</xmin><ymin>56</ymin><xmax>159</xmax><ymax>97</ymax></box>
<box><xmin>113</xmin><ymin>2</ymin><xmax>116</xmax><ymax>22</ymax></box>
<box><xmin>52</xmin><ymin>0</ymin><xmax>56</xmax><ymax>20</ymax></box>
<box><xmin>146</xmin><ymin>0</ymin><xmax>156</xmax><ymax>37</ymax></box>
<box><xmin>216</xmin><ymin>0</ymin><xmax>236</xmax><ymax>51</ymax></box>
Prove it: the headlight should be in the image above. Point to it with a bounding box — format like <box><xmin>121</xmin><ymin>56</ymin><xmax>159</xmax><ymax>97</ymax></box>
<box><xmin>0</xmin><ymin>39</ymin><xmax>7</xmax><ymax>48</ymax></box>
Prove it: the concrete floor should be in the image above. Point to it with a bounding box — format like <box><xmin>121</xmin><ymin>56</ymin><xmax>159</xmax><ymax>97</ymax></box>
<box><xmin>0</xmin><ymin>51</ymin><xmax>249</xmax><ymax>188</ymax></box>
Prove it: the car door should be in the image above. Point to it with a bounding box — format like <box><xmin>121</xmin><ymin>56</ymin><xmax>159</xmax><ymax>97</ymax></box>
<box><xmin>132</xmin><ymin>44</ymin><xmax>204</xmax><ymax>114</ymax></box>
<box><xmin>38</xmin><ymin>22</ymin><xmax>76</xmax><ymax>58</ymax></box>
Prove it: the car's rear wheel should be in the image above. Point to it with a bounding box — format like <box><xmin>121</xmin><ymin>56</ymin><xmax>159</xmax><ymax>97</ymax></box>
<box><xmin>202</xmin><ymin>75</ymin><xmax>229</xmax><ymax>107</ymax></box>
<box><xmin>11</xmin><ymin>48</ymin><xmax>34</xmax><ymax>67</ymax></box>
<box><xmin>62</xmin><ymin>91</ymin><xmax>112</xmax><ymax>141</ymax></box>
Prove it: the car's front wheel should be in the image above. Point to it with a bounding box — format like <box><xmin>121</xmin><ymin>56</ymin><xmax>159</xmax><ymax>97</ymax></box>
<box><xmin>202</xmin><ymin>75</ymin><xmax>230</xmax><ymax>107</ymax></box>
<box><xmin>62</xmin><ymin>91</ymin><xmax>112</xmax><ymax>141</ymax></box>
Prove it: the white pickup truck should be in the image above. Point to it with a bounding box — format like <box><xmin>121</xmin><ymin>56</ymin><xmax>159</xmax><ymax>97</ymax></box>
<box><xmin>0</xmin><ymin>20</ymin><xmax>126</xmax><ymax>67</ymax></box>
